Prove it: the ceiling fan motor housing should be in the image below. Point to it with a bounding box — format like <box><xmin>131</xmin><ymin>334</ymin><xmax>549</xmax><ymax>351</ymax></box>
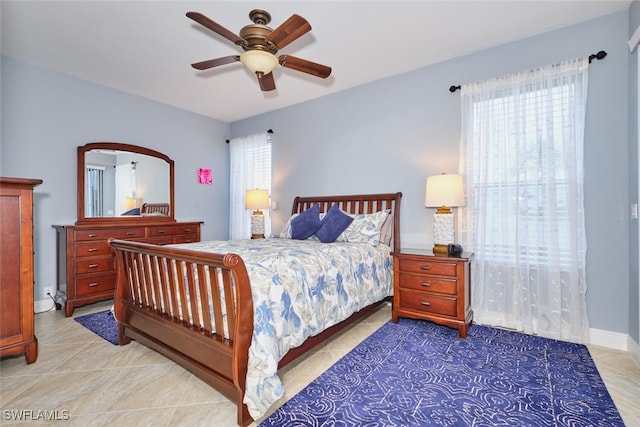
<box><xmin>240</xmin><ymin>9</ymin><xmax>278</xmax><ymax>53</ymax></box>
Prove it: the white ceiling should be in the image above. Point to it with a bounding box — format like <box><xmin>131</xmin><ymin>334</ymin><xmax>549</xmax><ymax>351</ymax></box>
<box><xmin>1</xmin><ymin>1</ymin><xmax>631</xmax><ymax>123</ymax></box>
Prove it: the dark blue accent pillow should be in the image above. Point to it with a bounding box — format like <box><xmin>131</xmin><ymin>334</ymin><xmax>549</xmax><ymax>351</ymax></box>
<box><xmin>121</xmin><ymin>208</ymin><xmax>140</xmax><ymax>216</ymax></box>
<box><xmin>291</xmin><ymin>204</ymin><xmax>322</xmax><ymax>240</ymax></box>
<box><xmin>316</xmin><ymin>205</ymin><xmax>354</xmax><ymax>243</ymax></box>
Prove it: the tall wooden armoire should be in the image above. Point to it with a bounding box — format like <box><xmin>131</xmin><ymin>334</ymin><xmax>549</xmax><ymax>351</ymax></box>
<box><xmin>0</xmin><ymin>177</ymin><xmax>43</xmax><ymax>364</ymax></box>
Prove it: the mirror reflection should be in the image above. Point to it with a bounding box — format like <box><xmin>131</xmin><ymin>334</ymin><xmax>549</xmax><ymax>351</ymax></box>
<box><xmin>84</xmin><ymin>150</ymin><xmax>170</xmax><ymax>218</ymax></box>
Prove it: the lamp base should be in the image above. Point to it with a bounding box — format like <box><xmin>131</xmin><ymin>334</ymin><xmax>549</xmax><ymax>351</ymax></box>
<box><xmin>433</xmin><ymin>243</ymin><xmax>449</xmax><ymax>256</ymax></box>
<box><xmin>250</xmin><ymin>210</ymin><xmax>265</xmax><ymax>239</ymax></box>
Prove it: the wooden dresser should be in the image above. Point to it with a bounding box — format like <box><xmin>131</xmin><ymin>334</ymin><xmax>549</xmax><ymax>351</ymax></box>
<box><xmin>392</xmin><ymin>248</ymin><xmax>473</xmax><ymax>338</ymax></box>
<box><xmin>0</xmin><ymin>177</ymin><xmax>42</xmax><ymax>364</ymax></box>
<box><xmin>53</xmin><ymin>221</ymin><xmax>201</xmax><ymax>317</ymax></box>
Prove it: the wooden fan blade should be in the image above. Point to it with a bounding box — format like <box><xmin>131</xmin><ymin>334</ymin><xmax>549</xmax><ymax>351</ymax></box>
<box><xmin>279</xmin><ymin>55</ymin><xmax>331</xmax><ymax>78</ymax></box>
<box><xmin>266</xmin><ymin>14</ymin><xmax>311</xmax><ymax>50</ymax></box>
<box><xmin>257</xmin><ymin>72</ymin><xmax>276</xmax><ymax>91</ymax></box>
<box><xmin>186</xmin><ymin>11</ymin><xmax>246</xmax><ymax>45</ymax></box>
<box><xmin>191</xmin><ymin>56</ymin><xmax>240</xmax><ymax>70</ymax></box>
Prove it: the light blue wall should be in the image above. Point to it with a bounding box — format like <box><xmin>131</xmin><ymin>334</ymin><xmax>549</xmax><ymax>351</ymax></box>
<box><xmin>231</xmin><ymin>10</ymin><xmax>632</xmax><ymax>335</ymax></box>
<box><xmin>0</xmin><ymin>56</ymin><xmax>231</xmax><ymax>302</ymax></box>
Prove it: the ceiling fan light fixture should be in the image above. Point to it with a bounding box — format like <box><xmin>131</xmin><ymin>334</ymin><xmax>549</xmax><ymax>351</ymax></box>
<box><xmin>240</xmin><ymin>50</ymin><xmax>279</xmax><ymax>75</ymax></box>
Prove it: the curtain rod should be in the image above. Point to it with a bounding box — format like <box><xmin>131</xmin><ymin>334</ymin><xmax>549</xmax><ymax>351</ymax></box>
<box><xmin>448</xmin><ymin>50</ymin><xmax>607</xmax><ymax>93</ymax></box>
<box><xmin>226</xmin><ymin>129</ymin><xmax>273</xmax><ymax>144</ymax></box>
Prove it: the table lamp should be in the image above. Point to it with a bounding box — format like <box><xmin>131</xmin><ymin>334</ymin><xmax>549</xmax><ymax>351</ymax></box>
<box><xmin>425</xmin><ymin>173</ymin><xmax>464</xmax><ymax>255</ymax></box>
<box><xmin>245</xmin><ymin>189</ymin><xmax>269</xmax><ymax>239</ymax></box>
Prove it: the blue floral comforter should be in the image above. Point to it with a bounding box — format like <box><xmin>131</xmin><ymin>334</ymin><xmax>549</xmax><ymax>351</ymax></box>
<box><xmin>173</xmin><ymin>238</ymin><xmax>393</xmax><ymax>418</ymax></box>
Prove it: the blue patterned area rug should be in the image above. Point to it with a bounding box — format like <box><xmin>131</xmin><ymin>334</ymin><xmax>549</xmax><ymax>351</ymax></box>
<box><xmin>74</xmin><ymin>310</ymin><xmax>118</xmax><ymax>345</ymax></box>
<box><xmin>261</xmin><ymin>319</ymin><xmax>623</xmax><ymax>426</ymax></box>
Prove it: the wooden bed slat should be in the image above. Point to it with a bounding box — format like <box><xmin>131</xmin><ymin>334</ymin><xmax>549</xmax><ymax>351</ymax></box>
<box><xmin>209</xmin><ymin>267</ymin><xmax>225</xmax><ymax>339</ymax></box>
<box><xmin>222</xmin><ymin>269</ymin><xmax>236</xmax><ymax>342</ymax></box>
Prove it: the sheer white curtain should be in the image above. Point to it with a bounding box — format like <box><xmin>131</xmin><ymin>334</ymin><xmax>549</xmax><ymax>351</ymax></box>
<box><xmin>229</xmin><ymin>132</ymin><xmax>272</xmax><ymax>240</ymax></box>
<box><xmin>458</xmin><ymin>57</ymin><xmax>590</xmax><ymax>343</ymax></box>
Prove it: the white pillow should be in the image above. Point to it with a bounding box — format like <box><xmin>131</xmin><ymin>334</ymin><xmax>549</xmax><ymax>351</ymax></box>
<box><xmin>337</xmin><ymin>209</ymin><xmax>390</xmax><ymax>245</ymax></box>
<box><xmin>278</xmin><ymin>213</ymin><xmax>299</xmax><ymax>238</ymax></box>
<box><xmin>379</xmin><ymin>213</ymin><xmax>393</xmax><ymax>246</ymax></box>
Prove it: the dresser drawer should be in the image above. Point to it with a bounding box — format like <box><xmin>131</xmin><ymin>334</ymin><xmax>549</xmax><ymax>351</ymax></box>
<box><xmin>147</xmin><ymin>225</ymin><xmax>199</xmax><ymax>237</ymax></box>
<box><xmin>173</xmin><ymin>234</ymin><xmax>198</xmax><ymax>244</ymax></box>
<box><xmin>142</xmin><ymin>236</ymin><xmax>174</xmax><ymax>245</ymax></box>
<box><xmin>75</xmin><ymin>241</ymin><xmax>111</xmax><ymax>258</ymax></box>
<box><xmin>75</xmin><ymin>274</ymin><xmax>116</xmax><ymax>296</ymax></box>
<box><xmin>398</xmin><ymin>289</ymin><xmax>458</xmax><ymax>317</ymax></box>
<box><xmin>397</xmin><ymin>258</ymin><xmax>457</xmax><ymax>277</ymax></box>
<box><xmin>75</xmin><ymin>228</ymin><xmax>145</xmax><ymax>241</ymax></box>
<box><xmin>142</xmin><ymin>234</ymin><xmax>199</xmax><ymax>245</ymax></box>
<box><xmin>398</xmin><ymin>273</ymin><xmax>457</xmax><ymax>295</ymax></box>
<box><xmin>75</xmin><ymin>257</ymin><xmax>113</xmax><ymax>275</ymax></box>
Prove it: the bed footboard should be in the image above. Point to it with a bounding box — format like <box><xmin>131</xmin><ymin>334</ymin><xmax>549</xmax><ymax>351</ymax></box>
<box><xmin>108</xmin><ymin>238</ymin><xmax>255</xmax><ymax>426</ymax></box>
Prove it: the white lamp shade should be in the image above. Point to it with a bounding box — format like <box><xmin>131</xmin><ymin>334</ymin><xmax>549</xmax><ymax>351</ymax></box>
<box><xmin>245</xmin><ymin>189</ymin><xmax>270</xmax><ymax>210</ymax></box>
<box><xmin>240</xmin><ymin>50</ymin><xmax>279</xmax><ymax>75</ymax></box>
<box><xmin>425</xmin><ymin>173</ymin><xmax>465</xmax><ymax>208</ymax></box>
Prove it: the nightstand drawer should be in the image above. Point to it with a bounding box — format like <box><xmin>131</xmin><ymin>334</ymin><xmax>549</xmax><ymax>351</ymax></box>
<box><xmin>399</xmin><ymin>273</ymin><xmax>457</xmax><ymax>295</ymax></box>
<box><xmin>398</xmin><ymin>289</ymin><xmax>457</xmax><ymax>317</ymax></box>
<box><xmin>398</xmin><ymin>258</ymin><xmax>457</xmax><ymax>277</ymax></box>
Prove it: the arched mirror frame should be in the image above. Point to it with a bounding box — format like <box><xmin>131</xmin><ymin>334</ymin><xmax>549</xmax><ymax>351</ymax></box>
<box><xmin>76</xmin><ymin>142</ymin><xmax>175</xmax><ymax>225</ymax></box>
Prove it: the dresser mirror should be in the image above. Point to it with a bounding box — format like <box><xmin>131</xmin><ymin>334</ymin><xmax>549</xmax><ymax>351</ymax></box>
<box><xmin>76</xmin><ymin>142</ymin><xmax>175</xmax><ymax>224</ymax></box>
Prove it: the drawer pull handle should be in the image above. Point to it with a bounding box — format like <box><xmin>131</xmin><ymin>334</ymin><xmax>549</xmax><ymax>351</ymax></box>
<box><xmin>421</xmin><ymin>301</ymin><xmax>431</xmax><ymax>306</ymax></box>
<box><xmin>88</xmin><ymin>282</ymin><xmax>99</xmax><ymax>287</ymax></box>
<box><xmin>88</xmin><ymin>248</ymin><xmax>98</xmax><ymax>252</ymax></box>
<box><xmin>125</xmin><ymin>232</ymin><xmax>135</xmax><ymax>236</ymax></box>
<box><xmin>420</xmin><ymin>282</ymin><xmax>431</xmax><ymax>287</ymax></box>
<box><xmin>184</xmin><ymin>229</ymin><xmax>191</xmax><ymax>232</ymax></box>
<box><xmin>88</xmin><ymin>233</ymin><xmax>98</xmax><ymax>238</ymax></box>
<box><xmin>88</xmin><ymin>264</ymin><xmax>99</xmax><ymax>268</ymax></box>
<box><xmin>420</xmin><ymin>266</ymin><xmax>432</xmax><ymax>271</ymax></box>
<box><xmin>158</xmin><ymin>230</ymin><xmax>165</xmax><ymax>234</ymax></box>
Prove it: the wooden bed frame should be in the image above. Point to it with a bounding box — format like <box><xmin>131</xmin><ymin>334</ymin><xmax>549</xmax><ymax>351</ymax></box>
<box><xmin>140</xmin><ymin>202</ymin><xmax>170</xmax><ymax>216</ymax></box>
<box><xmin>108</xmin><ymin>192</ymin><xmax>402</xmax><ymax>426</ymax></box>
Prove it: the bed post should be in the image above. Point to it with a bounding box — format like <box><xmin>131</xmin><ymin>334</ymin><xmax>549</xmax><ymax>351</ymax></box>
<box><xmin>110</xmin><ymin>238</ymin><xmax>131</xmax><ymax>345</ymax></box>
<box><xmin>392</xmin><ymin>192</ymin><xmax>401</xmax><ymax>253</ymax></box>
<box><xmin>224</xmin><ymin>253</ymin><xmax>255</xmax><ymax>427</ymax></box>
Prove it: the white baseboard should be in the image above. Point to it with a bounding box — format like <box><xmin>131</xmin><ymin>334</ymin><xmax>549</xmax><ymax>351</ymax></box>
<box><xmin>34</xmin><ymin>298</ymin><xmax>57</xmax><ymax>315</ymax></box>
<box><xmin>589</xmin><ymin>327</ymin><xmax>632</xmax><ymax>351</ymax></box>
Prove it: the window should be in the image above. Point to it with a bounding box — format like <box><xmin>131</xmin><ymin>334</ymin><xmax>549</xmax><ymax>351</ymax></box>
<box><xmin>85</xmin><ymin>165</ymin><xmax>104</xmax><ymax>217</ymax></box>
<box><xmin>459</xmin><ymin>58</ymin><xmax>589</xmax><ymax>342</ymax></box>
<box><xmin>229</xmin><ymin>132</ymin><xmax>272</xmax><ymax>239</ymax></box>
<box><xmin>469</xmin><ymin>84</ymin><xmax>579</xmax><ymax>265</ymax></box>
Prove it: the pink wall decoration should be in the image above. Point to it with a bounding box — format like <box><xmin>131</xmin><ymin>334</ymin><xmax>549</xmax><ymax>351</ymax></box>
<box><xmin>198</xmin><ymin>168</ymin><xmax>213</xmax><ymax>185</ymax></box>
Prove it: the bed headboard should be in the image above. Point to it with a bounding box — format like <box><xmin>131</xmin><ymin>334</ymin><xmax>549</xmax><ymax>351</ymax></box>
<box><xmin>141</xmin><ymin>203</ymin><xmax>170</xmax><ymax>216</ymax></box>
<box><xmin>291</xmin><ymin>192</ymin><xmax>402</xmax><ymax>253</ymax></box>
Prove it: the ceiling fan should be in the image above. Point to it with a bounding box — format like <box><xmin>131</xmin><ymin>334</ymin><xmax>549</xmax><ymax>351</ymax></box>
<box><xmin>186</xmin><ymin>9</ymin><xmax>332</xmax><ymax>92</ymax></box>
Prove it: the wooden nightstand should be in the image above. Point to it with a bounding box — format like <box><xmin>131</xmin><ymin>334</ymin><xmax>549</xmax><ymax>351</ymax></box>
<box><xmin>392</xmin><ymin>248</ymin><xmax>473</xmax><ymax>338</ymax></box>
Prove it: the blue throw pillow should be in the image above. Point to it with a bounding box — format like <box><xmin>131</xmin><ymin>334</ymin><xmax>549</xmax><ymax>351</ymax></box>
<box><xmin>121</xmin><ymin>208</ymin><xmax>140</xmax><ymax>216</ymax></box>
<box><xmin>316</xmin><ymin>205</ymin><xmax>354</xmax><ymax>243</ymax></box>
<box><xmin>291</xmin><ymin>204</ymin><xmax>322</xmax><ymax>240</ymax></box>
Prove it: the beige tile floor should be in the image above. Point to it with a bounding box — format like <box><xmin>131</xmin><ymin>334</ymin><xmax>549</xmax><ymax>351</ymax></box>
<box><xmin>1</xmin><ymin>300</ymin><xmax>639</xmax><ymax>426</ymax></box>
